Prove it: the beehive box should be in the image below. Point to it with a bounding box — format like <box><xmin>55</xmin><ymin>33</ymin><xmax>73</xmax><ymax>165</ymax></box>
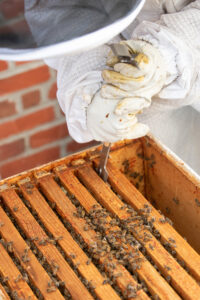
<box><xmin>0</xmin><ymin>135</ymin><xmax>200</xmax><ymax>300</ymax></box>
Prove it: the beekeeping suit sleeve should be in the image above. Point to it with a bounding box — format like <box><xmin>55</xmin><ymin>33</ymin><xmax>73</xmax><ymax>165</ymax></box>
<box><xmin>132</xmin><ymin>0</ymin><xmax>200</xmax><ymax>115</ymax></box>
<box><xmin>132</xmin><ymin>0</ymin><xmax>200</xmax><ymax>173</ymax></box>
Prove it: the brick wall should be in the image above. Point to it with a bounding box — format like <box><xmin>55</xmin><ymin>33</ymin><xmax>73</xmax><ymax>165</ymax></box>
<box><xmin>0</xmin><ymin>59</ymin><xmax>97</xmax><ymax>180</ymax></box>
<box><xmin>0</xmin><ymin>0</ymin><xmax>97</xmax><ymax>179</ymax></box>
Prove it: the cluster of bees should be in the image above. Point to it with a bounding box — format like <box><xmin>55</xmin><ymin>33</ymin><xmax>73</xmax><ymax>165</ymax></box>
<box><xmin>0</xmin><ymin>178</ymin><xmax>179</xmax><ymax>300</ymax></box>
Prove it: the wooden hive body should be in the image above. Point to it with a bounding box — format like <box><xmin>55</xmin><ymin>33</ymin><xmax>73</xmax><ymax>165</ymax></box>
<box><xmin>0</xmin><ymin>135</ymin><xmax>200</xmax><ymax>300</ymax></box>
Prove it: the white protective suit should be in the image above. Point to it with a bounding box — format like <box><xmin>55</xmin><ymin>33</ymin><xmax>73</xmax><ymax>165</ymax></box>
<box><xmin>26</xmin><ymin>0</ymin><xmax>200</xmax><ymax>173</ymax></box>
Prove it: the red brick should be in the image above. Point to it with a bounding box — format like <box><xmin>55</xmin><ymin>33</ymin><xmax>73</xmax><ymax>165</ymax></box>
<box><xmin>0</xmin><ymin>146</ymin><xmax>60</xmax><ymax>178</ymax></box>
<box><xmin>48</xmin><ymin>82</ymin><xmax>57</xmax><ymax>100</ymax></box>
<box><xmin>15</xmin><ymin>61</ymin><xmax>31</xmax><ymax>66</ymax></box>
<box><xmin>0</xmin><ymin>106</ymin><xmax>54</xmax><ymax>140</ymax></box>
<box><xmin>0</xmin><ymin>139</ymin><xmax>24</xmax><ymax>161</ymax></box>
<box><xmin>0</xmin><ymin>61</ymin><xmax>8</xmax><ymax>71</ymax></box>
<box><xmin>66</xmin><ymin>140</ymin><xmax>98</xmax><ymax>153</ymax></box>
<box><xmin>30</xmin><ymin>123</ymin><xmax>68</xmax><ymax>148</ymax></box>
<box><xmin>0</xmin><ymin>65</ymin><xmax>50</xmax><ymax>96</ymax></box>
<box><xmin>0</xmin><ymin>100</ymin><xmax>16</xmax><ymax>118</ymax></box>
<box><xmin>0</xmin><ymin>0</ymin><xmax>24</xmax><ymax>19</ymax></box>
<box><xmin>22</xmin><ymin>90</ymin><xmax>40</xmax><ymax>109</ymax></box>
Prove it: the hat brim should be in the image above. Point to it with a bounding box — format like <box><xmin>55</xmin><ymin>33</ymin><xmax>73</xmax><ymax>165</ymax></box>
<box><xmin>0</xmin><ymin>0</ymin><xmax>145</xmax><ymax>61</ymax></box>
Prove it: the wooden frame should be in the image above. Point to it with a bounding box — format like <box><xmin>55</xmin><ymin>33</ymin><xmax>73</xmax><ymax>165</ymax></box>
<box><xmin>0</xmin><ymin>135</ymin><xmax>199</xmax><ymax>299</ymax></box>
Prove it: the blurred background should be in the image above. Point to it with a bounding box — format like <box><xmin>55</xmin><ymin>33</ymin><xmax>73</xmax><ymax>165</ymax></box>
<box><xmin>0</xmin><ymin>0</ymin><xmax>96</xmax><ymax>179</ymax></box>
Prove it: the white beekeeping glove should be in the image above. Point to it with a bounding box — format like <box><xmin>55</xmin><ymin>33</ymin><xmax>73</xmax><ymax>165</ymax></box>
<box><xmin>54</xmin><ymin>39</ymin><xmax>167</xmax><ymax>143</ymax></box>
<box><xmin>101</xmin><ymin>40</ymin><xmax>166</xmax><ymax>116</ymax></box>
<box><xmin>87</xmin><ymin>91</ymin><xmax>149</xmax><ymax>142</ymax></box>
<box><xmin>48</xmin><ymin>37</ymin><xmax>151</xmax><ymax>143</ymax></box>
<box><xmin>85</xmin><ymin>40</ymin><xmax>166</xmax><ymax>142</ymax></box>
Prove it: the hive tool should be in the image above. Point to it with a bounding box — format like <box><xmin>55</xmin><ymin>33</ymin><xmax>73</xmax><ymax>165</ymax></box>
<box><xmin>98</xmin><ymin>43</ymin><xmax>139</xmax><ymax>182</ymax></box>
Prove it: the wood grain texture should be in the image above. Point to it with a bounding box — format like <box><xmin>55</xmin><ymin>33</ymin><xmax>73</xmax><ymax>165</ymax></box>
<box><xmin>109</xmin><ymin>141</ymin><xmax>145</xmax><ymax>195</ymax></box>
<box><xmin>77</xmin><ymin>164</ymin><xmax>200</xmax><ymax>300</ymax></box>
<box><xmin>0</xmin><ymin>283</ymin><xmax>10</xmax><ymax>300</ymax></box>
<box><xmin>105</xmin><ymin>161</ymin><xmax>200</xmax><ymax>282</ymax></box>
<box><xmin>58</xmin><ymin>168</ymin><xmax>181</xmax><ymax>300</ymax></box>
<box><xmin>0</xmin><ymin>206</ymin><xmax>63</xmax><ymax>300</ymax></box>
<box><xmin>37</xmin><ymin>173</ymin><xmax>149</xmax><ymax>300</ymax></box>
<box><xmin>18</xmin><ymin>179</ymin><xmax>120</xmax><ymax>300</ymax></box>
<box><xmin>1</xmin><ymin>188</ymin><xmax>94</xmax><ymax>300</ymax></box>
<box><xmin>142</xmin><ymin>137</ymin><xmax>200</xmax><ymax>253</ymax></box>
<box><xmin>0</xmin><ymin>243</ymin><xmax>36</xmax><ymax>300</ymax></box>
<box><xmin>0</xmin><ymin>137</ymin><xmax>200</xmax><ymax>300</ymax></box>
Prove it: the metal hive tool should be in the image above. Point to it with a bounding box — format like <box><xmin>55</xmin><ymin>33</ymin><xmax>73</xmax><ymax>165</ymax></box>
<box><xmin>98</xmin><ymin>43</ymin><xmax>139</xmax><ymax>182</ymax></box>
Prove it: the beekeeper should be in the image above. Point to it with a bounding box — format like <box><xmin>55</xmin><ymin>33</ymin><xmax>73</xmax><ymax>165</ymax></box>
<box><xmin>1</xmin><ymin>1</ymin><xmax>200</xmax><ymax>173</ymax></box>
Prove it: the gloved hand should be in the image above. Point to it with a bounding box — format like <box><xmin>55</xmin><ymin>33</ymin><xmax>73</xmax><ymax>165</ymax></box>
<box><xmin>67</xmin><ymin>39</ymin><xmax>167</xmax><ymax>143</ymax></box>
<box><xmin>87</xmin><ymin>91</ymin><xmax>149</xmax><ymax>142</ymax></box>
<box><xmin>86</xmin><ymin>40</ymin><xmax>167</xmax><ymax>142</ymax></box>
<box><xmin>101</xmin><ymin>40</ymin><xmax>167</xmax><ymax>116</ymax></box>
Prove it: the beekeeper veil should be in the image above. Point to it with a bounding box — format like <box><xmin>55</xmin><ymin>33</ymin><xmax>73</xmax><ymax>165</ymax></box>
<box><xmin>0</xmin><ymin>0</ymin><xmax>145</xmax><ymax>61</ymax></box>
